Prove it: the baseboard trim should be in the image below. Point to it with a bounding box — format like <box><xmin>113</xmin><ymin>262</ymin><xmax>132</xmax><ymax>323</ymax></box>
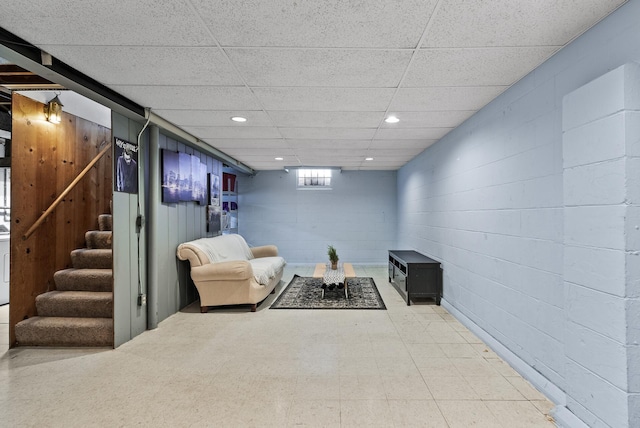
<box><xmin>441</xmin><ymin>298</ymin><xmax>586</xmax><ymax>427</ymax></box>
<box><xmin>551</xmin><ymin>406</ymin><xmax>591</xmax><ymax>428</ymax></box>
<box><xmin>285</xmin><ymin>262</ymin><xmax>386</xmax><ymax>267</ymax></box>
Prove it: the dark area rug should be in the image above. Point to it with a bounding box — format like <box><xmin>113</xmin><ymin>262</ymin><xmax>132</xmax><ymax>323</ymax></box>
<box><xmin>270</xmin><ymin>275</ymin><xmax>386</xmax><ymax>310</ymax></box>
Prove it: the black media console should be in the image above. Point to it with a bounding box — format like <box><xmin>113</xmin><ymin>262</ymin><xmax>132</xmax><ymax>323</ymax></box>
<box><xmin>388</xmin><ymin>250</ymin><xmax>442</xmax><ymax>306</ymax></box>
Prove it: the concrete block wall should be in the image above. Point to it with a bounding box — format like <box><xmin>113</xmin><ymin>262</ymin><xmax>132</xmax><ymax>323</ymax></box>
<box><xmin>397</xmin><ymin>1</ymin><xmax>640</xmax><ymax>427</ymax></box>
<box><xmin>563</xmin><ymin>63</ymin><xmax>640</xmax><ymax>428</ymax></box>
<box><xmin>237</xmin><ymin>169</ymin><xmax>396</xmax><ymax>264</ymax></box>
<box><xmin>398</xmin><ymin>95</ymin><xmax>566</xmax><ymax>387</ymax></box>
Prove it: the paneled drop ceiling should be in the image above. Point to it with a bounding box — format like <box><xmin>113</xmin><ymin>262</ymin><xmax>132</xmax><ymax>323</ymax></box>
<box><xmin>0</xmin><ymin>0</ymin><xmax>627</xmax><ymax>170</ymax></box>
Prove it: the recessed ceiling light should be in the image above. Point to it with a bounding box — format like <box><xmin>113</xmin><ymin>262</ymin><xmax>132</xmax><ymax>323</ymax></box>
<box><xmin>384</xmin><ymin>116</ymin><xmax>399</xmax><ymax>124</ymax></box>
<box><xmin>231</xmin><ymin>116</ymin><xmax>247</xmax><ymax>122</ymax></box>
<box><xmin>275</xmin><ymin>157</ymin><xmax>284</xmax><ymax>161</ymax></box>
<box><xmin>365</xmin><ymin>157</ymin><xmax>374</xmax><ymax>161</ymax></box>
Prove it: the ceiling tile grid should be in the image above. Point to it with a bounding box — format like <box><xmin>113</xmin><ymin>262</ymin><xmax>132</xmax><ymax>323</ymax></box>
<box><xmin>0</xmin><ymin>0</ymin><xmax>627</xmax><ymax>170</ymax></box>
<box><xmin>224</xmin><ymin>48</ymin><xmax>413</xmax><ymax>88</ymax></box>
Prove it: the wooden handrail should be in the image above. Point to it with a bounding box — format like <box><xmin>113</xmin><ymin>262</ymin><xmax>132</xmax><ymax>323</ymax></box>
<box><xmin>22</xmin><ymin>141</ymin><xmax>112</xmax><ymax>240</ymax></box>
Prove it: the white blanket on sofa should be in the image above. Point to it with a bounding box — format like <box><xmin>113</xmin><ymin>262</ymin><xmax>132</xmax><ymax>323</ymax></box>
<box><xmin>250</xmin><ymin>257</ymin><xmax>286</xmax><ymax>285</ymax></box>
<box><xmin>190</xmin><ymin>234</ymin><xmax>254</xmax><ymax>263</ymax></box>
<box><xmin>188</xmin><ymin>234</ymin><xmax>284</xmax><ymax>285</ymax></box>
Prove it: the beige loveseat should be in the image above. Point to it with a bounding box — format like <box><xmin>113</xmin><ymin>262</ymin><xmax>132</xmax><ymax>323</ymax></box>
<box><xmin>176</xmin><ymin>234</ymin><xmax>286</xmax><ymax>312</ymax></box>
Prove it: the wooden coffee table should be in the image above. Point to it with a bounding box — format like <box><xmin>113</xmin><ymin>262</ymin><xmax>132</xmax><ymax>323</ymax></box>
<box><xmin>313</xmin><ymin>263</ymin><xmax>355</xmax><ymax>299</ymax></box>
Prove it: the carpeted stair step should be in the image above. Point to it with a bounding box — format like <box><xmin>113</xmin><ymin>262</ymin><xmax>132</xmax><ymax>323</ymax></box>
<box><xmin>85</xmin><ymin>230</ymin><xmax>112</xmax><ymax>249</ymax></box>
<box><xmin>36</xmin><ymin>291</ymin><xmax>113</xmax><ymax>318</ymax></box>
<box><xmin>98</xmin><ymin>214</ymin><xmax>112</xmax><ymax>232</ymax></box>
<box><xmin>54</xmin><ymin>268</ymin><xmax>113</xmax><ymax>292</ymax></box>
<box><xmin>71</xmin><ymin>248</ymin><xmax>112</xmax><ymax>269</ymax></box>
<box><xmin>15</xmin><ymin>317</ymin><xmax>113</xmax><ymax>347</ymax></box>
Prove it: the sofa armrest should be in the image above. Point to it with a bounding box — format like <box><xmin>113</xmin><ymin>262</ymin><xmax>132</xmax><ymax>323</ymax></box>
<box><xmin>251</xmin><ymin>245</ymin><xmax>279</xmax><ymax>258</ymax></box>
<box><xmin>177</xmin><ymin>243</ymin><xmax>210</xmax><ymax>267</ymax></box>
<box><xmin>191</xmin><ymin>260</ymin><xmax>253</xmax><ymax>282</ymax></box>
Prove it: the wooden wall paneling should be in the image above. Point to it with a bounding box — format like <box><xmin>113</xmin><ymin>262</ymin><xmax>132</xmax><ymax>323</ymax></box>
<box><xmin>100</xmin><ymin>127</ymin><xmax>113</xmax><ymax>214</ymax></box>
<box><xmin>167</xmin><ymin>138</ymin><xmax>180</xmax><ymax>315</ymax></box>
<box><xmin>54</xmin><ymin>113</ymin><xmax>76</xmax><ymax>271</ymax></box>
<box><xmin>197</xmin><ymin>152</ymin><xmax>204</xmax><ymax>235</ymax></box>
<box><xmin>157</xmin><ymin>133</ymin><xmax>167</xmax><ymax>317</ymax></box>
<box><xmin>10</xmin><ymin>93</ymin><xmax>112</xmax><ymax>346</ymax></box>
<box><xmin>111</xmin><ymin>112</ymin><xmax>130</xmax><ymax>347</ymax></box>
<box><xmin>176</xmin><ymin>142</ymin><xmax>188</xmax><ymax>308</ymax></box>
<box><xmin>84</xmin><ymin>122</ymin><xmax>110</xmax><ymax>222</ymax></box>
<box><xmin>75</xmin><ymin>118</ymin><xmax>90</xmax><ymax>249</ymax></box>
<box><xmin>76</xmin><ymin>120</ymin><xmax>95</xmax><ymax>232</ymax></box>
<box><xmin>127</xmin><ymin>119</ymin><xmax>146</xmax><ymax>339</ymax></box>
<box><xmin>52</xmin><ymin>113</ymin><xmax>66</xmax><ymax>271</ymax></box>
<box><xmin>151</xmin><ymin>133</ymin><xmax>224</xmax><ymax>320</ymax></box>
<box><xmin>10</xmin><ymin>94</ymin><xmax>40</xmax><ymax>344</ymax></box>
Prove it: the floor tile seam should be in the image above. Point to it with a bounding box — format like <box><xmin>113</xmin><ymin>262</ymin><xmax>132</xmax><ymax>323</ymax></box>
<box><xmin>409</xmin><ymin>351</ymin><xmax>466</xmax><ymax>380</ymax></box>
<box><xmin>501</xmin><ymin>375</ymin><xmax>543</xmax><ymax>393</ymax></box>
<box><xmin>482</xmin><ymin>399</ymin><xmax>555</xmax><ymax>425</ymax></box>
<box><xmin>435</xmin><ymin>400</ymin><xmax>510</xmax><ymax>428</ymax></box>
<box><xmin>463</xmin><ymin>379</ymin><xmax>528</xmax><ymax>401</ymax></box>
<box><xmin>420</xmin><ymin>397</ymin><xmax>452</xmax><ymax>427</ymax></box>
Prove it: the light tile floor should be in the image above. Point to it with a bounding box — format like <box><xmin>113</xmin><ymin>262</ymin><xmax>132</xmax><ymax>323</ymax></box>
<box><xmin>0</xmin><ymin>266</ymin><xmax>556</xmax><ymax>427</ymax></box>
<box><xmin>0</xmin><ymin>304</ymin><xmax>7</xmax><ymax>354</ymax></box>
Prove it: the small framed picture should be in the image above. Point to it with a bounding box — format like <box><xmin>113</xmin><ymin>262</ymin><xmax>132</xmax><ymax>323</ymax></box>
<box><xmin>208</xmin><ymin>173</ymin><xmax>220</xmax><ymax>206</ymax></box>
<box><xmin>207</xmin><ymin>205</ymin><xmax>221</xmax><ymax>234</ymax></box>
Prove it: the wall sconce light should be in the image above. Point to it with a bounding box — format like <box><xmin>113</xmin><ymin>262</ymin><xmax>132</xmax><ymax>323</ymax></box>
<box><xmin>44</xmin><ymin>95</ymin><xmax>63</xmax><ymax>124</ymax></box>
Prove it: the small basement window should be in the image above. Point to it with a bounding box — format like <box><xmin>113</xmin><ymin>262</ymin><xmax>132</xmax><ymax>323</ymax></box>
<box><xmin>297</xmin><ymin>168</ymin><xmax>332</xmax><ymax>189</ymax></box>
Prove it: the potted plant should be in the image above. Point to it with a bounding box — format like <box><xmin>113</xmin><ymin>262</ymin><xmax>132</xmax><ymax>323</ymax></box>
<box><xmin>327</xmin><ymin>245</ymin><xmax>339</xmax><ymax>270</ymax></box>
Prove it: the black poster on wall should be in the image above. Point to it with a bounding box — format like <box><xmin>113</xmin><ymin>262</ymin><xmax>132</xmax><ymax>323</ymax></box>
<box><xmin>114</xmin><ymin>137</ymin><xmax>138</xmax><ymax>193</ymax></box>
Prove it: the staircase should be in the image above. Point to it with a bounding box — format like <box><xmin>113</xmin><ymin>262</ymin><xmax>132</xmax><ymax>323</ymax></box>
<box><xmin>15</xmin><ymin>213</ymin><xmax>114</xmax><ymax>347</ymax></box>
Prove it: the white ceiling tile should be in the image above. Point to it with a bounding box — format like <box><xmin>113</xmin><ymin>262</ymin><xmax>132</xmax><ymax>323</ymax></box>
<box><xmin>108</xmin><ymin>85</ymin><xmax>261</xmax><ymax>110</ymax></box>
<box><xmin>245</xmin><ymin>162</ymin><xmax>294</xmax><ymax>170</ymax></box>
<box><xmin>286</xmin><ymin>140</ymin><xmax>372</xmax><ymax>150</ymax></box>
<box><xmin>363</xmin><ymin>156</ymin><xmax>410</xmax><ymax>163</ymax></box>
<box><xmin>155</xmin><ymin>110</ymin><xmax>273</xmax><ymax>127</ymax></box>
<box><xmin>357</xmin><ymin>164</ymin><xmax>403</xmax><ymax>170</ymax></box>
<box><xmin>38</xmin><ymin>46</ymin><xmax>242</xmax><ymax>86</ymax></box>
<box><xmin>226</xmin><ymin>48</ymin><xmax>411</xmax><ymax>87</ymax></box>
<box><xmin>253</xmin><ymin>88</ymin><xmax>396</xmax><ymax>111</ymax></box>
<box><xmin>368</xmin><ymin>140</ymin><xmax>438</xmax><ymax>150</ymax></box>
<box><xmin>0</xmin><ymin>0</ymin><xmax>213</xmax><ymax>46</ymax></box>
<box><xmin>366</xmin><ymin>148</ymin><xmax>427</xmax><ymax>158</ymax></box>
<box><xmin>222</xmin><ymin>148</ymin><xmax>296</xmax><ymax>157</ymax></box>
<box><xmin>424</xmin><ymin>0</ymin><xmax>626</xmax><ymax>47</ymax></box>
<box><xmin>205</xmin><ymin>139</ymin><xmax>288</xmax><ymax>149</ymax></box>
<box><xmin>182</xmin><ymin>126</ymin><xmax>281</xmax><ymax>139</ymax></box>
<box><xmin>279</xmin><ymin>128</ymin><xmax>376</xmax><ymax>140</ymax></box>
<box><xmin>270</xmin><ymin>111</ymin><xmax>385</xmax><ymax>128</ymax></box>
<box><xmin>374</xmin><ymin>128</ymin><xmax>452</xmax><ymax>140</ymax></box>
<box><xmin>191</xmin><ymin>0</ymin><xmax>438</xmax><ymax>48</ymax></box>
<box><xmin>362</xmin><ymin>154</ymin><xmax>418</xmax><ymax>162</ymax></box>
<box><xmin>296</xmin><ymin>156</ymin><xmax>365</xmax><ymax>165</ymax></box>
<box><xmin>0</xmin><ymin>0</ymin><xmax>624</xmax><ymax>171</ymax></box>
<box><xmin>294</xmin><ymin>148</ymin><xmax>371</xmax><ymax>157</ymax></box>
<box><xmin>226</xmin><ymin>155</ymin><xmax>294</xmax><ymax>164</ymax></box>
<box><xmin>403</xmin><ymin>47</ymin><xmax>559</xmax><ymax>87</ymax></box>
<box><xmin>389</xmin><ymin>86</ymin><xmax>507</xmax><ymax>111</ymax></box>
<box><xmin>381</xmin><ymin>111</ymin><xmax>475</xmax><ymax>128</ymax></box>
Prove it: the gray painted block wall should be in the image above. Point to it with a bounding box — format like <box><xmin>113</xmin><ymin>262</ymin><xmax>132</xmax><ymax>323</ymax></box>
<box><xmin>396</xmin><ymin>1</ymin><xmax>640</xmax><ymax>427</ymax></box>
<box><xmin>237</xmin><ymin>169</ymin><xmax>397</xmax><ymax>264</ymax></box>
<box><xmin>562</xmin><ymin>63</ymin><xmax>640</xmax><ymax>428</ymax></box>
